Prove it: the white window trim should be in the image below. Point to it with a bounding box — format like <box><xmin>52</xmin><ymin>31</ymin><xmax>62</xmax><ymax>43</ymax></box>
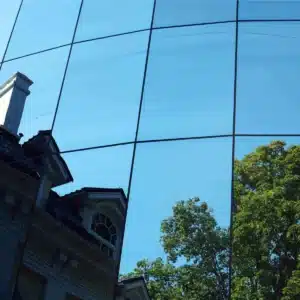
<box><xmin>88</xmin><ymin>192</ymin><xmax>126</xmax><ymax>210</ymax></box>
<box><xmin>88</xmin><ymin>213</ymin><xmax>119</xmax><ymax>259</ymax></box>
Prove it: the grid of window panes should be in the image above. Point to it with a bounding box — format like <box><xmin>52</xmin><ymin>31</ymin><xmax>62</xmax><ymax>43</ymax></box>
<box><xmin>1</xmin><ymin>1</ymin><xmax>300</xmax><ymax>298</ymax></box>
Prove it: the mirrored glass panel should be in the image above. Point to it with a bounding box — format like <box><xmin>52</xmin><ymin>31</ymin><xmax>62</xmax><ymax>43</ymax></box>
<box><xmin>55</xmin><ymin>145</ymin><xmax>133</xmax><ymax>196</ymax></box>
<box><xmin>139</xmin><ymin>24</ymin><xmax>235</xmax><ymax>140</ymax></box>
<box><xmin>121</xmin><ymin>138</ymin><xmax>232</xmax><ymax>299</ymax></box>
<box><xmin>0</xmin><ymin>47</ymin><xmax>69</xmax><ymax>142</ymax></box>
<box><xmin>239</xmin><ymin>0</ymin><xmax>300</xmax><ymax>20</ymax></box>
<box><xmin>5</xmin><ymin>0</ymin><xmax>80</xmax><ymax>59</ymax></box>
<box><xmin>53</xmin><ymin>32</ymin><xmax>148</xmax><ymax>151</ymax></box>
<box><xmin>75</xmin><ymin>0</ymin><xmax>153</xmax><ymax>42</ymax></box>
<box><xmin>0</xmin><ymin>0</ymin><xmax>21</xmax><ymax>61</ymax></box>
<box><xmin>232</xmin><ymin>136</ymin><xmax>300</xmax><ymax>299</ymax></box>
<box><xmin>154</xmin><ymin>0</ymin><xmax>236</xmax><ymax>28</ymax></box>
<box><xmin>236</xmin><ymin>22</ymin><xmax>300</xmax><ymax>134</ymax></box>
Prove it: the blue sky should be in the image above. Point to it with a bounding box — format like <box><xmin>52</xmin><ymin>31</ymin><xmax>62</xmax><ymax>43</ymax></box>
<box><xmin>1</xmin><ymin>1</ymin><xmax>300</xmax><ymax>274</ymax></box>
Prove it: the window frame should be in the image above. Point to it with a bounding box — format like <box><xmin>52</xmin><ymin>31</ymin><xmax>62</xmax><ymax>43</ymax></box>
<box><xmin>90</xmin><ymin>212</ymin><xmax>118</xmax><ymax>258</ymax></box>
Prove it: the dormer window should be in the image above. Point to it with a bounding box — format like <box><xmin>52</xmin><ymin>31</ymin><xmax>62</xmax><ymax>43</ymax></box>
<box><xmin>91</xmin><ymin>213</ymin><xmax>117</xmax><ymax>257</ymax></box>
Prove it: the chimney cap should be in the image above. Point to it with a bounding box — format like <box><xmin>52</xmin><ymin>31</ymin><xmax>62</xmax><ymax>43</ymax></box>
<box><xmin>0</xmin><ymin>72</ymin><xmax>33</xmax><ymax>98</ymax></box>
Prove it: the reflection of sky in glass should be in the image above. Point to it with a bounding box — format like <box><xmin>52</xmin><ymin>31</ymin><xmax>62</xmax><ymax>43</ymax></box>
<box><xmin>54</xmin><ymin>145</ymin><xmax>133</xmax><ymax>197</ymax></box>
<box><xmin>239</xmin><ymin>0</ymin><xmax>300</xmax><ymax>20</ymax></box>
<box><xmin>236</xmin><ymin>22</ymin><xmax>300</xmax><ymax>134</ymax></box>
<box><xmin>0</xmin><ymin>47</ymin><xmax>69</xmax><ymax>142</ymax></box>
<box><xmin>4</xmin><ymin>0</ymin><xmax>80</xmax><ymax>59</ymax></box>
<box><xmin>53</xmin><ymin>32</ymin><xmax>148</xmax><ymax>150</ymax></box>
<box><xmin>0</xmin><ymin>0</ymin><xmax>20</xmax><ymax>61</ymax></box>
<box><xmin>1</xmin><ymin>0</ymin><xmax>300</xmax><ymax>276</ymax></box>
<box><xmin>121</xmin><ymin>139</ymin><xmax>232</xmax><ymax>273</ymax></box>
<box><xmin>75</xmin><ymin>0</ymin><xmax>153</xmax><ymax>41</ymax></box>
<box><xmin>154</xmin><ymin>0</ymin><xmax>236</xmax><ymax>26</ymax></box>
<box><xmin>139</xmin><ymin>24</ymin><xmax>235</xmax><ymax>139</ymax></box>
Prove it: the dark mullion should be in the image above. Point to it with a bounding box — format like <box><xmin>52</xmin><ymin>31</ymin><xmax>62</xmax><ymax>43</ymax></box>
<box><xmin>229</xmin><ymin>0</ymin><xmax>240</xmax><ymax>299</ymax></box>
<box><xmin>3</xmin><ymin>18</ymin><xmax>300</xmax><ymax>65</ymax></box>
<box><xmin>0</xmin><ymin>0</ymin><xmax>24</xmax><ymax>71</ymax></box>
<box><xmin>2</xmin><ymin>43</ymin><xmax>71</xmax><ymax>64</ymax></box>
<box><xmin>73</xmin><ymin>28</ymin><xmax>150</xmax><ymax>45</ymax></box>
<box><xmin>60</xmin><ymin>141</ymin><xmax>135</xmax><ymax>154</ymax></box>
<box><xmin>58</xmin><ymin>133</ymin><xmax>300</xmax><ymax>155</ymax></box>
<box><xmin>50</xmin><ymin>0</ymin><xmax>85</xmax><ymax>132</ymax></box>
<box><xmin>127</xmin><ymin>0</ymin><xmax>157</xmax><ymax>202</ymax></box>
<box><xmin>113</xmin><ymin>0</ymin><xmax>158</xmax><ymax>298</ymax></box>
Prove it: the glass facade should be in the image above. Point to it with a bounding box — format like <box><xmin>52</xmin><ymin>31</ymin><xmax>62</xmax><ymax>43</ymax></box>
<box><xmin>1</xmin><ymin>1</ymin><xmax>300</xmax><ymax>298</ymax></box>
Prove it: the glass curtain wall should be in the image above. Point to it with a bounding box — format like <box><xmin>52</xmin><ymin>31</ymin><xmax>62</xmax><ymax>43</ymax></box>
<box><xmin>1</xmin><ymin>1</ymin><xmax>300</xmax><ymax>298</ymax></box>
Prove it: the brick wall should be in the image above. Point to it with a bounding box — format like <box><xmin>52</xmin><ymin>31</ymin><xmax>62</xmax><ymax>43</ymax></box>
<box><xmin>23</xmin><ymin>248</ymin><xmax>109</xmax><ymax>300</ymax></box>
<box><xmin>0</xmin><ymin>200</ymin><xmax>112</xmax><ymax>300</ymax></box>
<box><xmin>0</xmin><ymin>201</ymin><xmax>28</xmax><ymax>299</ymax></box>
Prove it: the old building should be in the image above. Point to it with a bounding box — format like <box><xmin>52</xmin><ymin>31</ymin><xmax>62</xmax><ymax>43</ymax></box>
<box><xmin>0</xmin><ymin>73</ymin><xmax>150</xmax><ymax>300</ymax></box>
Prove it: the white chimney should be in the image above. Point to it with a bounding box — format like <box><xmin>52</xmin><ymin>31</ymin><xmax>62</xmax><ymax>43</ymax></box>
<box><xmin>0</xmin><ymin>72</ymin><xmax>33</xmax><ymax>136</ymax></box>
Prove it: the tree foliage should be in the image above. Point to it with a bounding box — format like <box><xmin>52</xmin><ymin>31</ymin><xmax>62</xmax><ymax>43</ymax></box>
<box><xmin>233</xmin><ymin>141</ymin><xmax>300</xmax><ymax>299</ymax></box>
<box><xmin>122</xmin><ymin>141</ymin><xmax>300</xmax><ymax>299</ymax></box>
<box><xmin>161</xmin><ymin>198</ymin><xmax>229</xmax><ymax>299</ymax></box>
<box><xmin>121</xmin><ymin>258</ymin><xmax>183</xmax><ymax>300</ymax></box>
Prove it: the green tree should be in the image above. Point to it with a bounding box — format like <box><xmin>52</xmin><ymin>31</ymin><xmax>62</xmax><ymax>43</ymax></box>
<box><xmin>161</xmin><ymin>198</ymin><xmax>229</xmax><ymax>299</ymax></box>
<box><xmin>232</xmin><ymin>141</ymin><xmax>300</xmax><ymax>299</ymax></box>
<box><xmin>121</xmin><ymin>258</ymin><xmax>183</xmax><ymax>300</ymax></box>
<box><xmin>282</xmin><ymin>265</ymin><xmax>300</xmax><ymax>299</ymax></box>
<box><xmin>123</xmin><ymin>141</ymin><xmax>300</xmax><ymax>299</ymax></box>
<box><xmin>122</xmin><ymin>198</ymin><xmax>229</xmax><ymax>300</ymax></box>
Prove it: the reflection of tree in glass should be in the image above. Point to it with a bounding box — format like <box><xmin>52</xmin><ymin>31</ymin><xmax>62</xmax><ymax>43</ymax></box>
<box><xmin>122</xmin><ymin>141</ymin><xmax>300</xmax><ymax>300</ymax></box>
<box><xmin>122</xmin><ymin>198</ymin><xmax>229</xmax><ymax>300</ymax></box>
<box><xmin>233</xmin><ymin>141</ymin><xmax>300</xmax><ymax>300</ymax></box>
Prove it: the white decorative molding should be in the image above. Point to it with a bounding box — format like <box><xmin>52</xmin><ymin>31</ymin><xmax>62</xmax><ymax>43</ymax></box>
<box><xmin>88</xmin><ymin>192</ymin><xmax>126</xmax><ymax>209</ymax></box>
<box><xmin>49</xmin><ymin>140</ymin><xmax>70</xmax><ymax>181</ymax></box>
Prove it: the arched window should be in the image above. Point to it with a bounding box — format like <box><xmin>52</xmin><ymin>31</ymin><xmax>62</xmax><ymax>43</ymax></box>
<box><xmin>91</xmin><ymin>213</ymin><xmax>117</xmax><ymax>247</ymax></box>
